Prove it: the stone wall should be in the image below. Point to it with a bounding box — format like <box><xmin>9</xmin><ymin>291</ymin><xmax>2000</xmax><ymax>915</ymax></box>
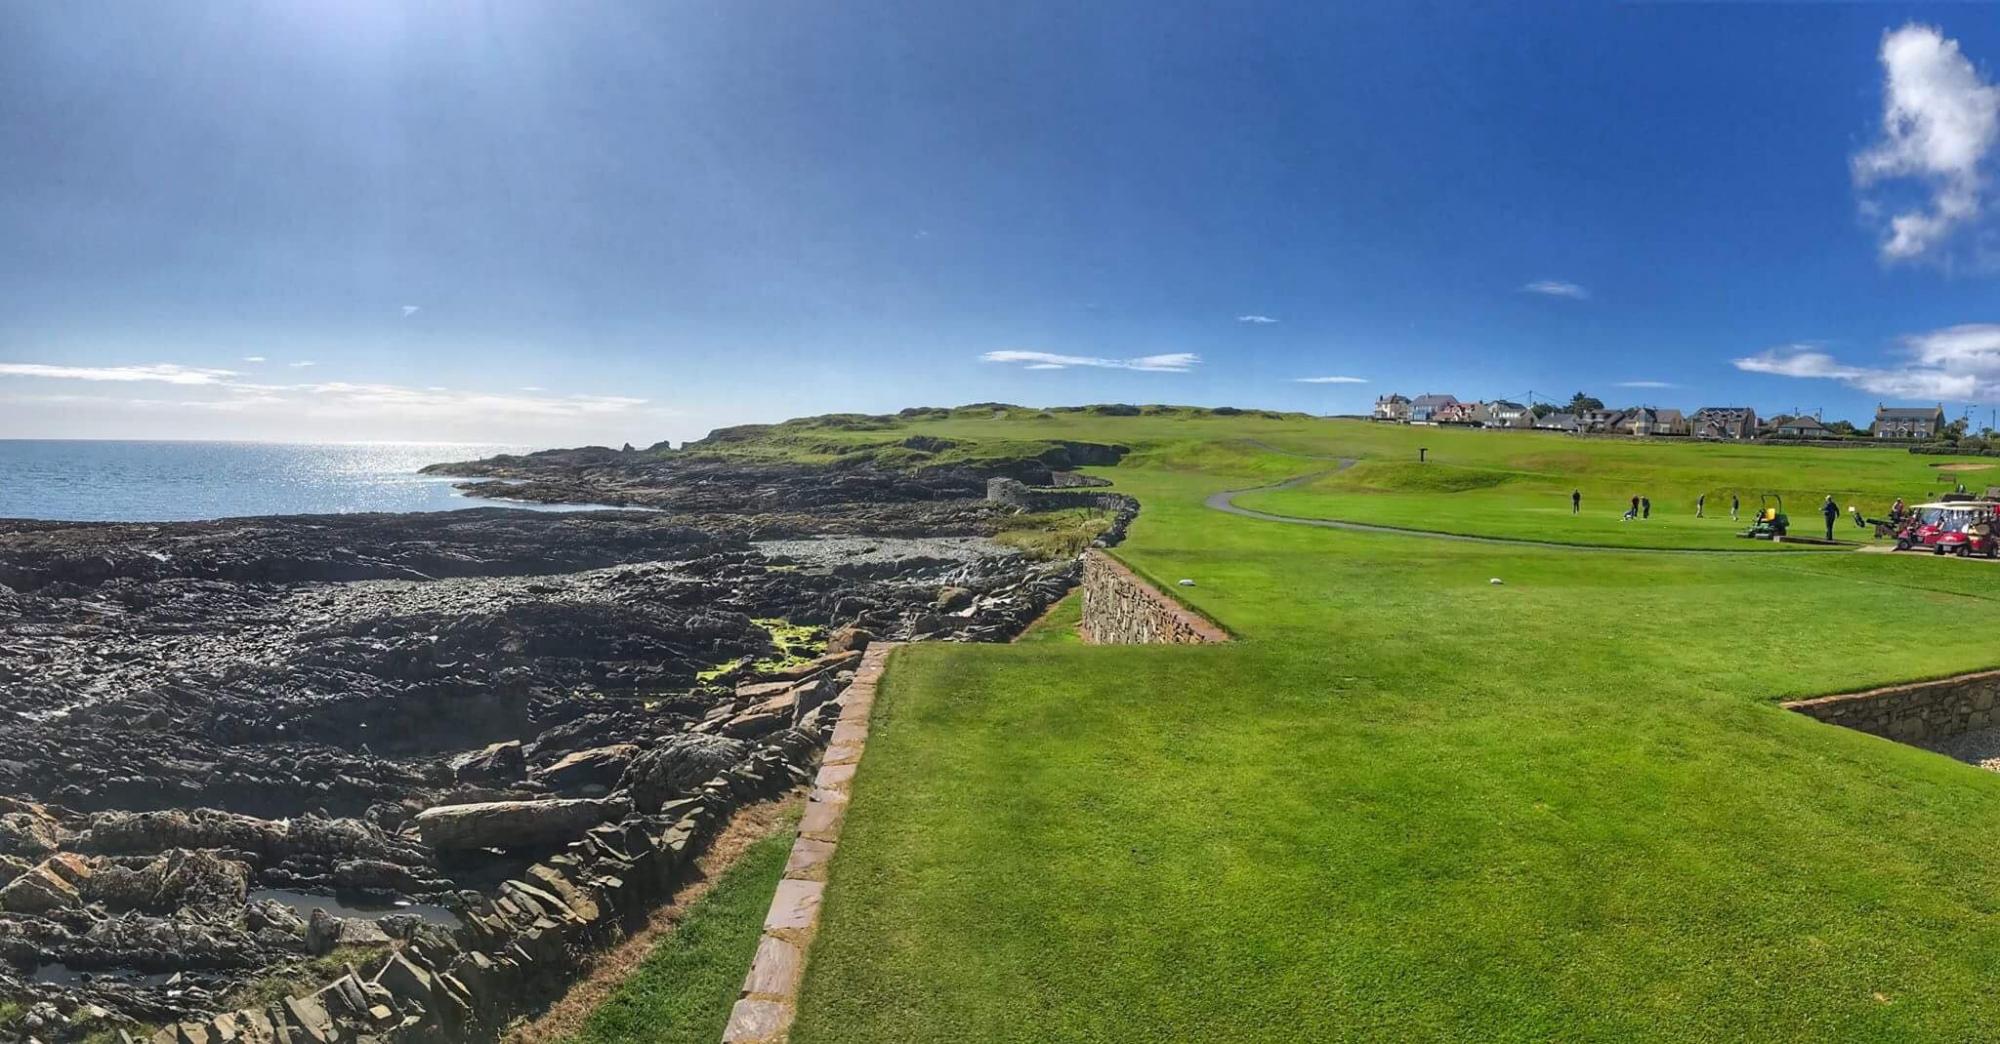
<box><xmin>1078</xmin><ymin>550</ymin><xmax>1228</xmax><ymax>645</ymax></box>
<box><xmin>1782</xmin><ymin>669</ymin><xmax>2000</xmax><ymax>743</ymax></box>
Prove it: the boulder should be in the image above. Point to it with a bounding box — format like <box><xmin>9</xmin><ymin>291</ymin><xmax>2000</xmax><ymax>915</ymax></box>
<box><xmin>621</xmin><ymin>735</ymin><xmax>746</xmax><ymax>811</ymax></box>
<box><xmin>450</xmin><ymin>741</ymin><xmax>526</xmax><ymax>784</ymax></box>
<box><xmin>0</xmin><ymin>854</ymin><xmax>91</xmax><ymax>913</ymax></box>
<box><xmin>824</xmin><ymin>626</ymin><xmax>873</xmax><ymax>656</ymax></box>
<box><xmin>534</xmin><ymin>744</ymin><xmax>638</xmax><ymax>790</ymax></box>
<box><xmin>91</xmin><ymin>849</ymin><xmax>249</xmax><ymax>916</ymax></box>
<box><xmin>935</xmin><ymin>586</ymin><xmax>975</xmax><ymax>611</ymax></box>
<box><xmin>414</xmin><ymin>796</ymin><xmax>631</xmax><ymax>851</ymax></box>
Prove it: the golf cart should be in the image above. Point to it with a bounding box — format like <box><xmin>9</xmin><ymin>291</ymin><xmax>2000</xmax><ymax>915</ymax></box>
<box><xmin>1739</xmin><ymin>494</ymin><xmax>1788</xmax><ymax>540</ymax></box>
<box><xmin>1893</xmin><ymin>501</ymin><xmax>2000</xmax><ymax>554</ymax></box>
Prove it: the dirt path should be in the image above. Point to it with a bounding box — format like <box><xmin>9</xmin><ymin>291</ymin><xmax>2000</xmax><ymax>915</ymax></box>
<box><xmin>502</xmin><ymin>793</ymin><xmax>805</xmax><ymax>1044</ymax></box>
<box><xmin>1203</xmin><ymin>467</ymin><xmax>1849</xmax><ymax>555</ymax></box>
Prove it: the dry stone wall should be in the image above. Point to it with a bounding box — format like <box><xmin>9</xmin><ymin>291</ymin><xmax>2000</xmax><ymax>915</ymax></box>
<box><xmin>1078</xmin><ymin>550</ymin><xmax>1228</xmax><ymax>645</ymax></box>
<box><xmin>1782</xmin><ymin>669</ymin><xmax>2000</xmax><ymax>743</ymax></box>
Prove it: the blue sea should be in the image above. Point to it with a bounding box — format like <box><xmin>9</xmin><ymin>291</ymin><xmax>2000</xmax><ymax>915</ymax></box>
<box><xmin>0</xmin><ymin>440</ymin><xmax>599</xmax><ymax>522</ymax></box>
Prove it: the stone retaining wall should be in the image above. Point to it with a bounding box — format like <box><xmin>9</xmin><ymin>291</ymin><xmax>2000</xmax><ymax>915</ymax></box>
<box><xmin>1078</xmin><ymin>550</ymin><xmax>1228</xmax><ymax>645</ymax></box>
<box><xmin>1782</xmin><ymin>669</ymin><xmax>2000</xmax><ymax>743</ymax></box>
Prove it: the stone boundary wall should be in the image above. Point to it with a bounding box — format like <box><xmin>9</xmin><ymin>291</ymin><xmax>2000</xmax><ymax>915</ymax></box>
<box><xmin>1078</xmin><ymin>550</ymin><xmax>1229</xmax><ymax>645</ymax></box>
<box><xmin>722</xmin><ymin>642</ymin><xmax>899</xmax><ymax>1044</ymax></box>
<box><xmin>1782</xmin><ymin>668</ymin><xmax>2000</xmax><ymax>743</ymax></box>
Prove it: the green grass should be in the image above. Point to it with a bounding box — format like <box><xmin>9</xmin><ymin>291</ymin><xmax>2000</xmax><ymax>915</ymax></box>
<box><xmin>1013</xmin><ymin>591</ymin><xmax>1082</xmax><ymax>645</ymax></box>
<box><xmin>566</xmin><ymin>817</ymin><xmax>797</xmax><ymax>1044</ymax></box>
<box><xmin>780</xmin><ymin>412</ymin><xmax>2000</xmax><ymax>1042</ymax></box>
<box><xmin>992</xmin><ymin>508</ymin><xmax>1117</xmax><ymax>560</ymax></box>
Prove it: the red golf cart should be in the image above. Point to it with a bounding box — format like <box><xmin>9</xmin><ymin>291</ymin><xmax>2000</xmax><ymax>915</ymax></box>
<box><xmin>1894</xmin><ymin>501</ymin><xmax>2000</xmax><ymax>556</ymax></box>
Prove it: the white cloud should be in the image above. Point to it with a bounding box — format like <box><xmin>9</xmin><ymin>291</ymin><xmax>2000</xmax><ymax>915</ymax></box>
<box><xmin>242</xmin><ymin>356</ymin><xmax>267</xmax><ymax>363</ymax></box>
<box><xmin>401</xmin><ymin>305</ymin><xmax>421</xmax><ymax>318</ymax></box>
<box><xmin>979</xmin><ymin>350</ymin><xmax>1199</xmax><ymax>372</ymax></box>
<box><xmin>1615</xmin><ymin>380</ymin><xmax>1678</xmax><ymax>388</ymax></box>
<box><xmin>0</xmin><ymin>360</ymin><xmax>657</xmax><ymax>424</ymax></box>
<box><xmin>290</xmin><ymin>360</ymin><xmax>318</xmax><ymax>368</ymax></box>
<box><xmin>1293</xmin><ymin>376</ymin><xmax>1367</xmax><ymax>384</ymax></box>
<box><xmin>0</xmin><ymin>362</ymin><xmax>237</xmax><ymax>385</ymax></box>
<box><xmin>1853</xmin><ymin>24</ymin><xmax>2000</xmax><ymax>261</ymax></box>
<box><xmin>1732</xmin><ymin>327</ymin><xmax>2000</xmax><ymax>400</ymax></box>
<box><xmin>1236</xmin><ymin>314</ymin><xmax>1280</xmax><ymax>324</ymax></box>
<box><xmin>1522</xmin><ymin>280</ymin><xmax>1589</xmax><ymax>299</ymax></box>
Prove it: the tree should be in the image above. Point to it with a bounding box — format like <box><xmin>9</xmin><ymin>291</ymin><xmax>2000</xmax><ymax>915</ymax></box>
<box><xmin>1944</xmin><ymin>417</ymin><xmax>1970</xmax><ymax>441</ymax></box>
<box><xmin>1568</xmin><ymin>392</ymin><xmax>1604</xmax><ymax>413</ymax></box>
<box><xmin>1530</xmin><ymin>402</ymin><xmax>1556</xmax><ymax>419</ymax></box>
<box><xmin>1825</xmin><ymin>419</ymin><xmax>1857</xmax><ymax>436</ymax></box>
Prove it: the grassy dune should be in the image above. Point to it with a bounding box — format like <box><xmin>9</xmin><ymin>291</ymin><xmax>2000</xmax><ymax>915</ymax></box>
<box><xmin>783</xmin><ymin>412</ymin><xmax>2000</xmax><ymax>1042</ymax></box>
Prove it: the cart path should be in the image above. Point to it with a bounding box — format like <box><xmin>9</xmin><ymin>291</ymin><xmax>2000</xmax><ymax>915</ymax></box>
<box><xmin>1204</xmin><ymin>467</ymin><xmax>1852</xmax><ymax>555</ymax></box>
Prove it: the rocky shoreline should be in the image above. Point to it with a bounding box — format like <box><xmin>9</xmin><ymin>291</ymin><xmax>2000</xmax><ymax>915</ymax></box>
<box><xmin>0</xmin><ymin>449</ymin><xmax>1134</xmax><ymax>1042</ymax></box>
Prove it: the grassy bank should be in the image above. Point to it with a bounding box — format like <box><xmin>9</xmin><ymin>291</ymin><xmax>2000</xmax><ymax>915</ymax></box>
<box><xmin>784</xmin><ymin>413</ymin><xmax>2000</xmax><ymax>1042</ymax></box>
<box><xmin>562</xmin><ymin>820</ymin><xmax>796</xmax><ymax>1044</ymax></box>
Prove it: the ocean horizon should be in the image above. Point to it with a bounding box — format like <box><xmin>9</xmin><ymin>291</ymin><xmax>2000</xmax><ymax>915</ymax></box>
<box><xmin>0</xmin><ymin>438</ymin><xmax>597</xmax><ymax>522</ymax></box>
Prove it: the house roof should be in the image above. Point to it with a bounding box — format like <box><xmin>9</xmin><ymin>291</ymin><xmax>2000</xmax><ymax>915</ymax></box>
<box><xmin>1653</xmin><ymin>408</ymin><xmax>1685</xmax><ymax>425</ymax></box>
<box><xmin>1694</xmin><ymin>406</ymin><xmax>1754</xmax><ymax>416</ymax></box>
<box><xmin>1780</xmin><ymin>416</ymin><xmax>1829</xmax><ymax>430</ymax></box>
<box><xmin>1411</xmin><ymin>394</ymin><xmax>1457</xmax><ymax>408</ymax></box>
<box><xmin>1485</xmin><ymin>400</ymin><xmax>1525</xmax><ymax>411</ymax></box>
<box><xmin>1537</xmin><ymin>412</ymin><xmax>1579</xmax><ymax>428</ymax></box>
<box><xmin>1375</xmin><ymin>394</ymin><xmax>1410</xmax><ymax>404</ymax></box>
<box><xmin>1876</xmin><ymin>406</ymin><xmax>1944</xmax><ymax>419</ymax></box>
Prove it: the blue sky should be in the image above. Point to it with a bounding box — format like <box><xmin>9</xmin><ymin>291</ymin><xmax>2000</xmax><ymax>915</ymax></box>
<box><xmin>2</xmin><ymin>2</ymin><xmax>1998</xmax><ymax>444</ymax></box>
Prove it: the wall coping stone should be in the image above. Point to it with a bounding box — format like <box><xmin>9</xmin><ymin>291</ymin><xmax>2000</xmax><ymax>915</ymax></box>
<box><xmin>722</xmin><ymin>642</ymin><xmax>900</xmax><ymax>1044</ymax></box>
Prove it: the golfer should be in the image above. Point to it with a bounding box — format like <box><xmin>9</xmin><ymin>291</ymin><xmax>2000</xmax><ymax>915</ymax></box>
<box><xmin>1571</xmin><ymin>489</ymin><xmax>1581</xmax><ymax>515</ymax></box>
<box><xmin>1822</xmin><ymin>495</ymin><xmax>1839</xmax><ymax>540</ymax></box>
<box><xmin>1641</xmin><ymin>496</ymin><xmax>1651</xmax><ymax>519</ymax></box>
<box><xmin>1730</xmin><ymin>493</ymin><xmax>1740</xmax><ymax>520</ymax></box>
<box><xmin>1696</xmin><ymin>493</ymin><xmax>1705</xmax><ymax>518</ymax></box>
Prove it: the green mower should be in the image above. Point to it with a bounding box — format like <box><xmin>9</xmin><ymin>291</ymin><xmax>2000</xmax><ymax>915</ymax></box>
<box><xmin>1739</xmin><ymin>493</ymin><xmax>1788</xmax><ymax>539</ymax></box>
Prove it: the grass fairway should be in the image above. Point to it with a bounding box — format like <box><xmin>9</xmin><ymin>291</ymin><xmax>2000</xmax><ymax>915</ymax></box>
<box><xmin>787</xmin><ymin>414</ymin><xmax>2000</xmax><ymax>1042</ymax></box>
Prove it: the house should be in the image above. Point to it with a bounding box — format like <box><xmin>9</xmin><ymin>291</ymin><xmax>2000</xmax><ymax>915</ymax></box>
<box><xmin>1615</xmin><ymin>407</ymin><xmax>1686</xmax><ymax>437</ymax></box>
<box><xmin>1874</xmin><ymin>404</ymin><xmax>1946</xmax><ymax>440</ymax></box>
<box><xmin>1472</xmin><ymin>400</ymin><xmax>1534</xmax><ymax>428</ymax></box>
<box><xmin>1579</xmin><ymin>408</ymin><xmax>1625</xmax><ymax>433</ymax></box>
<box><xmin>1773</xmin><ymin>415</ymin><xmax>1831</xmax><ymax>438</ymax></box>
<box><xmin>1372</xmin><ymin>394</ymin><xmax>1411</xmax><ymax>422</ymax></box>
<box><xmin>1535</xmin><ymin>411</ymin><xmax>1580</xmax><ymax>432</ymax></box>
<box><xmin>1433</xmin><ymin>401</ymin><xmax>1480</xmax><ymax>425</ymax></box>
<box><xmin>1691</xmin><ymin>406</ymin><xmax>1758</xmax><ymax>440</ymax></box>
<box><xmin>1409</xmin><ymin>394</ymin><xmax>1459</xmax><ymax>424</ymax></box>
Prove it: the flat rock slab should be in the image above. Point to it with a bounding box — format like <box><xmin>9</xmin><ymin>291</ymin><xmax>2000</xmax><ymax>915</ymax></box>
<box><xmin>414</xmin><ymin>796</ymin><xmax>631</xmax><ymax>851</ymax></box>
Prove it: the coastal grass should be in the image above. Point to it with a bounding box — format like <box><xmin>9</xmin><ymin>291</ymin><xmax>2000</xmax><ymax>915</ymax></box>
<box><xmin>788</xmin><ymin>414</ymin><xmax>2000</xmax><ymax>1042</ymax></box>
<box><xmin>1013</xmin><ymin>590</ymin><xmax>1082</xmax><ymax>645</ymax></box>
<box><xmin>562</xmin><ymin>822</ymin><xmax>796</xmax><ymax>1044</ymax></box>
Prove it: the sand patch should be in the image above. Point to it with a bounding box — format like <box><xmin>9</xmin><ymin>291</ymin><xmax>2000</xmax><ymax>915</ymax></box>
<box><xmin>1930</xmin><ymin>463</ymin><xmax>1995</xmax><ymax>472</ymax></box>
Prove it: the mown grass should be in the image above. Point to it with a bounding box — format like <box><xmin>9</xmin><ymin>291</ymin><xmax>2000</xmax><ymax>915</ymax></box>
<box><xmin>788</xmin><ymin>412</ymin><xmax>2000</xmax><ymax>1042</ymax></box>
<box><xmin>565</xmin><ymin>821</ymin><xmax>796</xmax><ymax>1044</ymax></box>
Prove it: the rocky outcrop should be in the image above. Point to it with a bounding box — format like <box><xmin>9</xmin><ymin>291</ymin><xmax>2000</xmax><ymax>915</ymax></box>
<box><xmin>413</xmin><ymin>798</ymin><xmax>632</xmax><ymax>852</ymax></box>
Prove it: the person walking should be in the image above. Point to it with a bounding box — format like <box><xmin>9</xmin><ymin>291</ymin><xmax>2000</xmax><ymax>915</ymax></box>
<box><xmin>1696</xmin><ymin>493</ymin><xmax>1705</xmax><ymax>518</ymax></box>
<box><xmin>1571</xmin><ymin>489</ymin><xmax>1581</xmax><ymax>515</ymax></box>
<box><xmin>1641</xmin><ymin>496</ymin><xmax>1651</xmax><ymax>519</ymax></box>
<box><xmin>1628</xmin><ymin>494</ymin><xmax>1640</xmax><ymax>520</ymax></box>
<box><xmin>1822</xmin><ymin>494</ymin><xmax>1839</xmax><ymax>540</ymax></box>
<box><xmin>1730</xmin><ymin>492</ymin><xmax>1740</xmax><ymax>520</ymax></box>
